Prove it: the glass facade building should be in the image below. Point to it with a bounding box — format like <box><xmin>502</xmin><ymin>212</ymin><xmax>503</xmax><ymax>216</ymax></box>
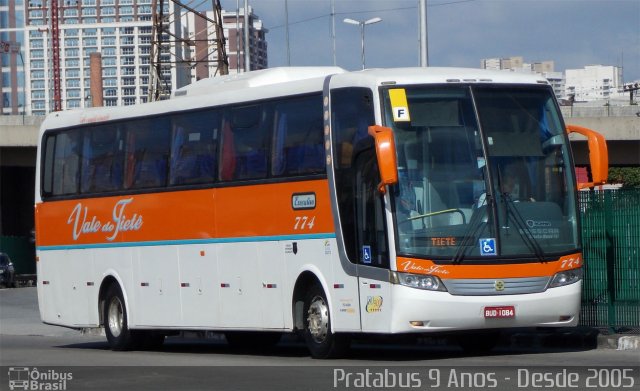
<box><xmin>2</xmin><ymin>1</ymin><xmax>267</xmax><ymax>115</ymax></box>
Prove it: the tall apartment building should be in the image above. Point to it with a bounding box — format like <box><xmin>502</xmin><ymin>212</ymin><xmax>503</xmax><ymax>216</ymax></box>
<box><xmin>0</xmin><ymin>0</ymin><xmax>26</xmax><ymax>115</ymax></box>
<box><xmin>565</xmin><ymin>65</ymin><xmax>622</xmax><ymax>102</ymax></box>
<box><xmin>23</xmin><ymin>0</ymin><xmax>185</xmax><ymax>115</ymax></box>
<box><xmin>5</xmin><ymin>1</ymin><xmax>267</xmax><ymax>116</ymax></box>
<box><xmin>183</xmin><ymin>6</ymin><xmax>268</xmax><ymax>81</ymax></box>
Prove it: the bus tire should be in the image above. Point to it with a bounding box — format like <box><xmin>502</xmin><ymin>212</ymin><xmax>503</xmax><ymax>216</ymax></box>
<box><xmin>103</xmin><ymin>284</ymin><xmax>137</xmax><ymax>351</ymax></box>
<box><xmin>303</xmin><ymin>284</ymin><xmax>349</xmax><ymax>359</ymax></box>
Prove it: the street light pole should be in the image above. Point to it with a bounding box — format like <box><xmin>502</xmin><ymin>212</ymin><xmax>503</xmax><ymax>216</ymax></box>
<box><xmin>419</xmin><ymin>0</ymin><xmax>428</xmax><ymax>67</ymax></box>
<box><xmin>19</xmin><ymin>51</ymin><xmax>25</xmax><ymax>124</ymax></box>
<box><xmin>343</xmin><ymin>17</ymin><xmax>382</xmax><ymax>70</ymax></box>
<box><xmin>244</xmin><ymin>0</ymin><xmax>250</xmax><ymax>72</ymax></box>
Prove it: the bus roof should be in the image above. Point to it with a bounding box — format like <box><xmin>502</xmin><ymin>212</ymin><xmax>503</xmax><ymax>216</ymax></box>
<box><xmin>328</xmin><ymin>67</ymin><xmax>550</xmax><ymax>89</ymax></box>
<box><xmin>39</xmin><ymin>67</ymin><xmax>343</xmax><ymax>133</ymax></box>
<box><xmin>39</xmin><ymin>67</ymin><xmax>549</xmax><ymax>134</ymax></box>
<box><xmin>172</xmin><ymin>66</ymin><xmax>346</xmax><ymax>98</ymax></box>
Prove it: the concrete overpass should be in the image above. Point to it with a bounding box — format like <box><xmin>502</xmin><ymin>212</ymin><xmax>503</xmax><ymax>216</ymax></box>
<box><xmin>566</xmin><ymin>116</ymin><xmax>640</xmax><ymax>166</ymax></box>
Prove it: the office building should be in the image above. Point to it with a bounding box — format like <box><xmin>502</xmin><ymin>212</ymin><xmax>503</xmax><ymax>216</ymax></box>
<box><xmin>565</xmin><ymin>65</ymin><xmax>622</xmax><ymax>102</ymax></box>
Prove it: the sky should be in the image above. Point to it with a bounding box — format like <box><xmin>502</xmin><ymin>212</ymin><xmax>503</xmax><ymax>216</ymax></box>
<box><xmin>217</xmin><ymin>0</ymin><xmax>640</xmax><ymax>82</ymax></box>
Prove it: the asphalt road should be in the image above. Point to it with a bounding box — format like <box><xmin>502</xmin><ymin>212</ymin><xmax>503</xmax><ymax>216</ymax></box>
<box><xmin>1</xmin><ymin>287</ymin><xmax>638</xmax><ymax>391</ymax></box>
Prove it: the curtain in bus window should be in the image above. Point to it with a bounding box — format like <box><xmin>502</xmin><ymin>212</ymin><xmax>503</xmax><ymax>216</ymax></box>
<box><xmin>272</xmin><ymin>113</ymin><xmax>287</xmax><ymax>176</ymax></box>
<box><xmin>169</xmin><ymin>110</ymin><xmax>218</xmax><ymax>186</ymax></box>
<box><xmin>220</xmin><ymin>120</ymin><xmax>236</xmax><ymax>181</ymax></box>
<box><xmin>125</xmin><ymin>119</ymin><xmax>170</xmax><ymax>189</ymax></box>
<box><xmin>225</xmin><ymin>105</ymin><xmax>269</xmax><ymax>180</ymax></box>
<box><xmin>80</xmin><ymin>126</ymin><xmax>123</xmax><ymax>193</ymax></box>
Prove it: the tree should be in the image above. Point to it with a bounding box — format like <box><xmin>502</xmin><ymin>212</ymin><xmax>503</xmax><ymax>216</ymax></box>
<box><xmin>608</xmin><ymin>167</ymin><xmax>640</xmax><ymax>189</ymax></box>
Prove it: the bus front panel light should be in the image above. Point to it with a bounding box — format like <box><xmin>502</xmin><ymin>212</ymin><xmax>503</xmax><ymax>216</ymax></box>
<box><xmin>548</xmin><ymin>268</ymin><xmax>583</xmax><ymax>288</ymax></box>
<box><xmin>391</xmin><ymin>272</ymin><xmax>447</xmax><ymax>292</ymax></box>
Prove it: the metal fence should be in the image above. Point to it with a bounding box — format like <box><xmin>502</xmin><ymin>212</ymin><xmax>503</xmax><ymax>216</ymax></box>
<box><xmin>579</xmin><ymin>189</ymin><xmax>640</xmax><ymax>332</ymax></box>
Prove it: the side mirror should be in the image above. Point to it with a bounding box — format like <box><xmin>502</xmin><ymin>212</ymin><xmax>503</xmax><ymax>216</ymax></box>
<box><xmin>368</xmin><ymin>125</ymin><xmax>398</xmax><ymax>193</ymax></box>
<box><xmin>566</xmin><ymin>124</ymin><xmax>608</xmax><ymax>189</ymax></box>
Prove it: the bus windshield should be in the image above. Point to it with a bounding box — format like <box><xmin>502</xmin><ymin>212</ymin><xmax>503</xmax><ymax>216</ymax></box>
<box><xmin>383</xmin><ymin>85</ymin><xmax>578</xmax><ymax>261</ymax></box>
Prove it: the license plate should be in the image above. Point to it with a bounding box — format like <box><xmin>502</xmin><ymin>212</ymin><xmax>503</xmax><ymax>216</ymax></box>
<box><xmin>484</xmin><ymin>306</ymin><xmax>515</xmax><ymax>318</ymax></box>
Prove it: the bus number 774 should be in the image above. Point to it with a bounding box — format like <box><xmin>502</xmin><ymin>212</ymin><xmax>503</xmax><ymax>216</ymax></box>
<box><xmin>294</xmin><ymin>216</ymin><xmax>315</xmax><ymax>230</ymax></box>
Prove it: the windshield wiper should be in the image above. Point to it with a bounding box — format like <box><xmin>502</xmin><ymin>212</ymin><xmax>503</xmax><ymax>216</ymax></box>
<box><xmin>502</xmin><ymin>193</ymin><xmax>546</xmax><ymax>262</ymax></box>
<box><xmin>451</xmin><ymin>195</ymin><xmax>491</xmax><ymax>264</ymax></box>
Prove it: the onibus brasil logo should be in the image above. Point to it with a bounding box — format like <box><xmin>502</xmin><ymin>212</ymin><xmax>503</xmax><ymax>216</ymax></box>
<box><xmin>8</xmin><ymin>367</ymin><xmax>73</xmax><ymax>390</ymax></box>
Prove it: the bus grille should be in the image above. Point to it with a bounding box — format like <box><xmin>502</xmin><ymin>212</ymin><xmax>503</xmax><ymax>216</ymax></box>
<box><xmin>443</xmin><ymin>277</ymin><xmax>551</xmax><ymax>296</ymax></box>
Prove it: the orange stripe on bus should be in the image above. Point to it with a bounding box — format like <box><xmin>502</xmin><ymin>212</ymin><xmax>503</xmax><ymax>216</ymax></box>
<box><xmin>396</xmin><ymin>253</ymin><xmax>583</xmax><ymax>279</ymax></box>
<box><xmin>35</xmin><ymin>179</ymin><xmax>334</xmax><ymax>247</ymax></box>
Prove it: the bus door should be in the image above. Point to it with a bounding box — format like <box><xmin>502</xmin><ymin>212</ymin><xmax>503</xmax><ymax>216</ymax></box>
<box><xmin>331</xmin><ymin>87</ymin><xmax>391</xmax><ymax>332</ymax></box>
<box><xmin>354</xmin><ymin>148</ymin><xmax>392</xmax><ymax>332</ymax></box>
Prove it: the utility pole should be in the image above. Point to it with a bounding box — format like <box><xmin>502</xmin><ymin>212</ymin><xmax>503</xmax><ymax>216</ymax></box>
<box><xmin>419</xmin><ymin>0</ymin><xmax>428</xmax><ymax>67</ymax></box>
<box><xmin>623</xmin><ymin>83</ymin><xmax>640</xmax><ymax>105</ymax></box>
<box><xmin>331</xmin><ymin>0</ymin><xmax>336</xmax><ymax>66</ymax></box>
<box><xmin>285</xmin><ymin>0</ymin><xmax>290</xmax><ymax>66</ymax></box>
<box><xmin>149</xmin><ymin>0</ymin><xmax>228</xmax><ymax>101</ymax></box>
<box><xmin>244</xmin><ymin>0</ymin><xmax>250</xmax><ymax>72</ymax></box>
<box><xmin>50</xmin><ymin>0</ymin><xmax>62</xmax><ymax>111</ymax></box>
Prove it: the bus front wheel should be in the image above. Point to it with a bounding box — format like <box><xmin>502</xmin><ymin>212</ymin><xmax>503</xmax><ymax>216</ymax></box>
<box><xmin>303</xmin><ymin>284</ymin><xmax>349</xmax><ymax>359</ymax></box>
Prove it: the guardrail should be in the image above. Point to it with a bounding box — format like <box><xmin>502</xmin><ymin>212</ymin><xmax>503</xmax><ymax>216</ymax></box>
<box><xmin>561</xmin><ymin>105</ymin><xmax>640</xmax><ymax>118</ymax></box>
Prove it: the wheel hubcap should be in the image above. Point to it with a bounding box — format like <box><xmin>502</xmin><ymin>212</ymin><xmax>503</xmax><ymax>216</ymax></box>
<box><xmin>307</xmin><ymin>295</ymin><xmax>329</xmax><ymax>343</ymax></box>
<box><xmin>107</xmin><ymin>297</ymin><xmax>124</xmax><ymax>338</ymax></box>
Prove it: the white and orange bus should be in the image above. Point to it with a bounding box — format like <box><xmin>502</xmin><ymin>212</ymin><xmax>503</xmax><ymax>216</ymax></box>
<box><xmin>35</xmin><ymin>67</ymin><xmax>607</xmax><ymax>358</ymax></box>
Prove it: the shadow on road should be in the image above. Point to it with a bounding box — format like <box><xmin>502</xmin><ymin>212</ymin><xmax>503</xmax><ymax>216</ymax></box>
<box><xmin>53</xmin><ymin>335</ymin><xmax>593</xmax><ymax>362</ymax></box>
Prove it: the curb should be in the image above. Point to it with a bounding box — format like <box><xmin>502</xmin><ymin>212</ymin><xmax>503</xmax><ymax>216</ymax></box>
<box><xmin>509</xmin><ymin>328</ymin><xmax>640</xmax><ymax>350</ymax></box>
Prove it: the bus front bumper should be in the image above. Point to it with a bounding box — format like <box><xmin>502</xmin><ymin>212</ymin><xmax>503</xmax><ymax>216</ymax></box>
<box><xmin>389</xmin><ymin>281</ymin><xmax>581</xmax><ymax>333</ymax></box>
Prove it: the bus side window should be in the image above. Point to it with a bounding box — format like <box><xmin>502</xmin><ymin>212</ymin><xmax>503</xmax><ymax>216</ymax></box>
<box><xmin>125</xmin><ymin>119</ymin><xmax>170</xmax><ymax>189</ymax></box>
<box><xmin>42</xmin><ymin>135</ymin><xmax>56</xmax><ymax>196</ymax></box>
<box><xmin>169</xmin><ymin>110</ymin><xmax>219</xmax><ymax>186</ymax></box>
<box><xmin>355</xmin><ymin>149</ymin><xmax>389</xmax><ymax>267</ymax></box>
<box><xmin>51</xmin><ymin>131</ymin><xmax>81</xmax><ymax>196</ymax></box>
<box><xmin>80</xmin><ymin>125</ymin><xmax>124</xmax><ymax>193</ymax></box>
<box><xmin>222</xmin><ymin>104</ymin><xmax>270</xmax><ymax>181</ymax></box>
<box><xmin>272</xmin><ymin>94</ymin><xmax>324</xmax><ymax>177</ymax></box>
<box><xmin>331</xmin><ymin>87</ymin><xmax>375</xmax><ymax>262</ymax></box>
<box><xmin>332</xmin><ymin>89</ymin><xmax>373</xmax><ymax>169</ymax></box>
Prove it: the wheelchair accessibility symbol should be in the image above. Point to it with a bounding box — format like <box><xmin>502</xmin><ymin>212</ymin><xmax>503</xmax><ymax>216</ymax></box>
<box><xmin>362</xmin><ymin>245</ymin><xmax>372</xmax><ymax>264</ymax></box>
<box><xmin>479</xmin><ymin>238</ymin><xmax>497</xmax><ymax>256</ymax></box>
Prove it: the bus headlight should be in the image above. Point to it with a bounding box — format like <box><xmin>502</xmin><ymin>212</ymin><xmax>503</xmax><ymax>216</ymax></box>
<box><xmin>391</xmin><ymin>272</ymin><xmax>447</xmax><ymax>291</ymax></box>
<box><xmin>548</xmin><ymin>268</ymin><xmax>583</xmax><ymax>288</ymax></box>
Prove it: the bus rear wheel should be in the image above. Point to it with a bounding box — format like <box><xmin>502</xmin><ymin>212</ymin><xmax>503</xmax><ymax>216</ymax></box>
<box><xmin>104</xmin><ymin>284</ymin><xmax>137</xmax><ymax>350</ymax></box>
<box><xmin>303</xmin><ymin>284</ymin><xmax>349</xmax><ymax>359</ymax></box>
